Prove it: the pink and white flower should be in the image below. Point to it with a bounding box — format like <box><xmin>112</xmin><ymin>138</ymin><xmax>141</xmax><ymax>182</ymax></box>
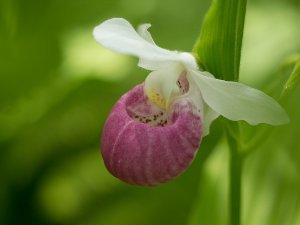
<box><xmin>93</xmin><ymin>18</ymin><xmax>288</xmax><ymax>186</ymax></box>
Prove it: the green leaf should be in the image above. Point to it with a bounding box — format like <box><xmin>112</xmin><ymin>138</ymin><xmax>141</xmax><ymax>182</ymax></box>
<box><xmin>193</xmin><ymin>0</ymin><xmax>247</xmax><ymax>81</ymax></box>
<box><xmin>281</xmin><ymin>55</ymin><xmax>300</xmax><ymax>99</ymax></box>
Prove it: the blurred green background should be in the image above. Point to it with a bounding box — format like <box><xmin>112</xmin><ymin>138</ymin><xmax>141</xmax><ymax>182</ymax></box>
<box><xmin>0</xmin><ymin>0</ymin><xmax>300</xmax><ymax>225</ymax></box>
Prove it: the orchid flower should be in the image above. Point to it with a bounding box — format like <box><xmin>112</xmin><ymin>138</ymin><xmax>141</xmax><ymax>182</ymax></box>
<box><xmin>93</xmin><ymin>18</ymin><xmax>289</xmax><ymax>186</ymax></box>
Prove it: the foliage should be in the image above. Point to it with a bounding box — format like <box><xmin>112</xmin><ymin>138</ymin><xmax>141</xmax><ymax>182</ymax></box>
<box><xmin>193</xmin><ymin>0</ymin><xmax>246</xmax><ymax>81</ymax></box>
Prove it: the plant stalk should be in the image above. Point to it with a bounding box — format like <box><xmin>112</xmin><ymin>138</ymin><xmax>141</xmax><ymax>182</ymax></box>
<box><xmin>226</xmin><ymin>122</ymin><xmax>242</xmax><ymax>225</ymax></box>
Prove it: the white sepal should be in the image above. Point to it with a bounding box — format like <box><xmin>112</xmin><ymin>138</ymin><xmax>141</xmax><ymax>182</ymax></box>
<box><xmin>137</xmin><ymin>23</ymin><xmax>156</xmax><ymax>44</ymax></box>
<box><xmin>93</xmin><ymin>18</ymin><xmax>197</xmax><ymax>71</ymax></box>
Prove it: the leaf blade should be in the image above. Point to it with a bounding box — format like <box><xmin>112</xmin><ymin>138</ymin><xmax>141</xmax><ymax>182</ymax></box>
<box><xmin>193</xmin><ymin>0</ymin><xmax>247</xmax><ymax>81</ymax></box>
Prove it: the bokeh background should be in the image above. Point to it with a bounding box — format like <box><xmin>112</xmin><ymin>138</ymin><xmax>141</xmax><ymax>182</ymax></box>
<box><xmin>0</xmin><ymin>0</ymin><xmax>300</xmax><ymax>224</ymax></box>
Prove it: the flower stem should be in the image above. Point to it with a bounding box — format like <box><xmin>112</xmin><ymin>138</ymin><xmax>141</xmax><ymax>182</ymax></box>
<box><xmin>225</xmin><ymin>122</ymin><xmax>242</xmax><ymax>225</ymax></box>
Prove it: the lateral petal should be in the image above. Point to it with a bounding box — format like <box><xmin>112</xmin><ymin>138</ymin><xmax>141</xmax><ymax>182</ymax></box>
<box><xmin>190</xmin><ymin>70</ymin><xmax>289</xmax><ymax>125</ymax></box>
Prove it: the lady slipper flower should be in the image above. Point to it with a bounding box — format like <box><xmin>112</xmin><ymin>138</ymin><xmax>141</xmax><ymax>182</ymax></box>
<box><xmin>93</xmin><ymin>18</ymin><xmax>289</xmax><ymax>186</ymax></box>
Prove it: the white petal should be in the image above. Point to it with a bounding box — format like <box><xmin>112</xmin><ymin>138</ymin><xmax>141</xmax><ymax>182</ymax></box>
<box><xmin>202</xmin><ymin>104</ymin><xmax>220</xmax><ymax>136</ymax></box>
<box><xmin>190</xmin><ymin>70</ymin><xmax>289</xmax><ymax>125</ymax></box>
<box><xmin>186</xmin><ymin>73</ymin><xmax>218</xmax><ymax>136</ymax></box>
<box><xmin>93</xmin><ymin>18</ymin><xmax>198</xmax><ymax>71</ymax></box>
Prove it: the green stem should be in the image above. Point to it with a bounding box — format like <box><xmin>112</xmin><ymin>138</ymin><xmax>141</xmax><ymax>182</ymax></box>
<box><xmin>242</xmin><ymin>126</ymin><xmax>272</xmax><ymax>157</ymax></box>
<box><xmin>225</xmin><ymin>122</ymin><xmax>242</xmax><ymax>225</ymax></box>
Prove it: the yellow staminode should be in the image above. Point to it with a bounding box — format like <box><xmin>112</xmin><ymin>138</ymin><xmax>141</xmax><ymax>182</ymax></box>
<box><xmin>146</xmin><ymin>88</ymin><xmax>167</xmax><ymax>110</ymax></box>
